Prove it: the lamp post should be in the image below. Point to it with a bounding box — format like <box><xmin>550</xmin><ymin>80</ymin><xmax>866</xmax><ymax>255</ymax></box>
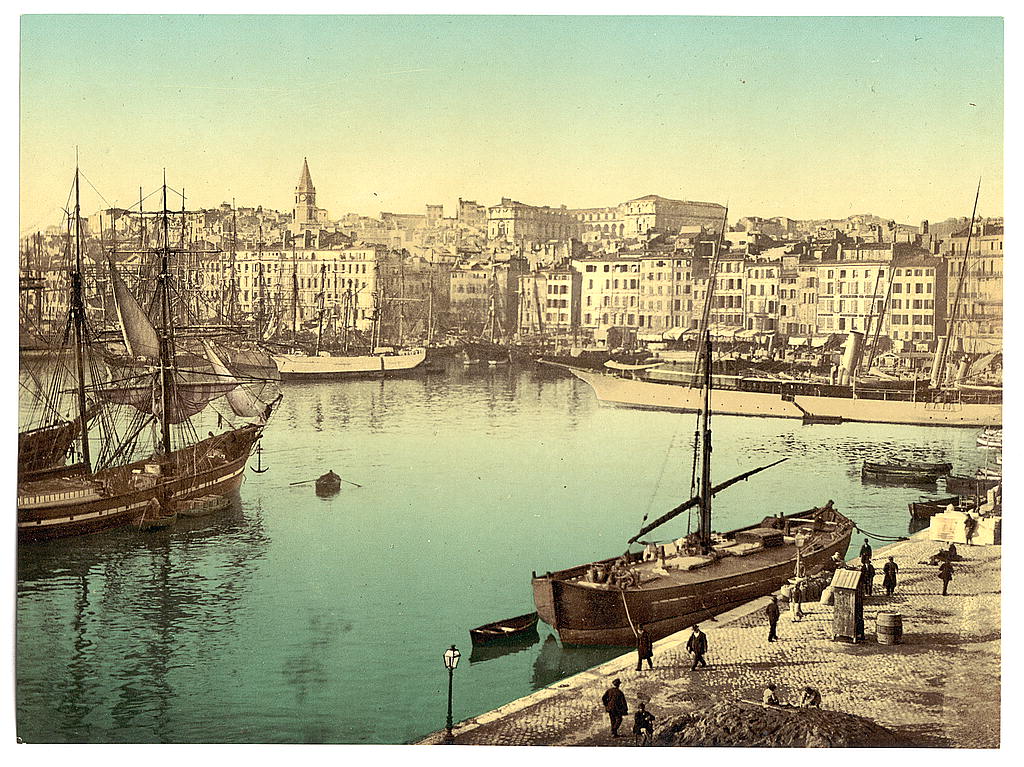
<box><xmin>442</xmin><ymin>644</ymin><xmax>461</xmax><ymax>743</ymax></box>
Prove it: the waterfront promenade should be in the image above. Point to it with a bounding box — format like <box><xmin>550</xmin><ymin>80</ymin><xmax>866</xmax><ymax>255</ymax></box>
<box><xmin>419</xmin><ymin>533</ymin><xmax>1000</xmax><ymax>747</ymax></box>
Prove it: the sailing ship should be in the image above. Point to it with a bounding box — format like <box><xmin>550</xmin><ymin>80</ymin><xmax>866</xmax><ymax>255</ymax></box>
<box><xmin>531</xmin><ymin>336</ymin><xmax>854</xmax><ymax>646</ymax></box>
<box><xmin>17</xmin><ymin>168</ymin><xmax>279</xmax><ymax>543</ymax></box>
<box><xmin>463</xmin><ymin>267</ymin><xmax>512</xmax><ymax>365</ymax></box>
<box><xmin>271</xmin><ymin>259</ymin><xmax>425</xmax><ymax>378</ymax></box>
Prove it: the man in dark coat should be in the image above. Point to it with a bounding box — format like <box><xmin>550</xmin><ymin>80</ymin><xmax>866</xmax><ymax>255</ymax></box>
<box><xmin>938</xmin><ymin>559</ymin><xmax>954</xmax><ymax>596</ymax></box>
<box><xmin>635</xmin><ymin>624</ymin><xmax>653</xmax><ymax>671</ymax></box>
<box><xmin>601</xmin><ymin>678</ymin><xmax>629</xmax><ymax>737</ymax></box>
<box><xmin>882</xmin><ymin>556</ymin><xmax>899</xmax><ymax>596</ymax></box>
<box><xmin>861</xmin><ymin>561</ymin><xmax>876</xmax><ymax>596</ymax></box>
<box><xmin>963</xmin><ymin>514</ymin><xmax>978</xmax><ymax>543</ymax></box>
<box><xmin>686</xmin><ymin>624</ymin><xmax>709</xmax><ymax>670</ymax></box>
<box><xmin>859</xmin><ymin>538</ymin><xmax>873</xmax><ymax>565</ymax></box>
<box><xmin>765</xmin><ymin>595</ymin><xmax>780</xmax><ymax>642</ymax></box>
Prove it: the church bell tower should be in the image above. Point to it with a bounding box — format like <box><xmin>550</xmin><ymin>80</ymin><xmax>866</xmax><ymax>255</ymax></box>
<box><xmin>294</xmin><ymin>157</ymin><xmax>317</xmax><ymax>230</ymax></box>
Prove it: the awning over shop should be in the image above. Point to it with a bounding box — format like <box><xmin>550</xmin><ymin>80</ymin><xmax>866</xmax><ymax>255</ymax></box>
<box><xmin>735</xmin><ymin>329</ymin><xmax>759</xmax><ymax>340</ymax></box>
<box><xmin>787</xmin><ymin>336</ymin><xmax>808</xmax><ymax>346</ymax></box>
<box><xmin>661</xmin><ymin>326</ymin><xmax>693</xmax><ymax>341</ymax></box>
<box><xmin>637</xmin><ymin>332</ymin><xmax>664</xmax><ymax>342</ymax></box>
<box><xmin>811</xmin><ymin>336</ymin><xmax>832</xmax><ymax>348</ymax></box>
<box><xmin>708</xmin><ymin>325</ymin><xmax>738</xmax><ymax>340</ymax></box>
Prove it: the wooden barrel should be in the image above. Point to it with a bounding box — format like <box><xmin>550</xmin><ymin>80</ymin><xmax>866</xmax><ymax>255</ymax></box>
<box><xmin>876</xmin><ymin>612</ymin><xmax>903</xmax><ymax>645</ymax></box>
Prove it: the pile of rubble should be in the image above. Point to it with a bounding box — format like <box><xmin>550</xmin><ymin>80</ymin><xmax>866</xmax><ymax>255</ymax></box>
<box><xmin>653</xmin><ymin>701</ymin><xmax>910</xmax><ymax>748</ymax></box>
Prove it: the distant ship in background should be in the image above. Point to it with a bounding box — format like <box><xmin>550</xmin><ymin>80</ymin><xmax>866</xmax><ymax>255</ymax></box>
<box><xmin>269</xmin><ymin>260</ymin><xmax>425</xmax><ymax>378</ymax></box>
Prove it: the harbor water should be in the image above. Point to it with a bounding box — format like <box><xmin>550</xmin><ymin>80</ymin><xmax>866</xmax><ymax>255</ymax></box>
<box><xmin>15</xmin><ymin>363</ymin><xmax>996</xmax><ymax>743</ymax></box>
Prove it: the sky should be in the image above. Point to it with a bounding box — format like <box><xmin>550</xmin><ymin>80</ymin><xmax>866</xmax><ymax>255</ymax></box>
<box><xmin>19</xmin><ymin>15</ymin><xmax>1004</xmax><ymax>234</ymax></box>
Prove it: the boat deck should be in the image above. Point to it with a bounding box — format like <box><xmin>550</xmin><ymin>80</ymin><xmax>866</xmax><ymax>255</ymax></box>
<box><xmin>565</xmin><ymin>525</ymin><xmax>838</xmax><ymax>592</ymax></box>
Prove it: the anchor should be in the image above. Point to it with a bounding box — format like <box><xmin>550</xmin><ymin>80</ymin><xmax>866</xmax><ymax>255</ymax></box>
<box><xmin>250</xmin><ymin>442</ymin><xmax>269</xmax><ymax>473</ymax></box>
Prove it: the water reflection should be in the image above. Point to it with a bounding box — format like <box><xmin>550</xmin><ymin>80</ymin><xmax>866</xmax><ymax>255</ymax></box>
<box><xmin>530</xmin><ymin>634</ymin><xmax>622</xmax><ymax>690</ymax></box>
<box><xmin>468</xmin><ymin>633</ymin><xmax>540</xmax><ymax>665</ymax></box>
<box><xmin>18</xmin><ymin>493</ymin><xmax>271</xmax><ymax>743</ymax></box>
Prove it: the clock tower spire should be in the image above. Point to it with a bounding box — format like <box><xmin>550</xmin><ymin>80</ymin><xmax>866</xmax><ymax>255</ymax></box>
<box><xmin>294</xmin><ymin>157</ymin><xmax>317</xmax><ymax>230</ymax></box>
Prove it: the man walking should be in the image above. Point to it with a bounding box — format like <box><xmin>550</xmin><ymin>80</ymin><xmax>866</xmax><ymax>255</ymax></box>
<box><xmin>938</xmin><ymin>559</ymin><xmax>954</xmax><ymax>596</ymax></box>
<box><xmin>882</xmin><ymin>556</ymin><xmax>899</xmax><ymax>596</ymax></box>
<box><xmin>686</xmin><ymin>624</ymin><xmax>709</xmax><ymax>670</ymax></box>
<box><xmin>635</xmin><ymin>624</ymin><xmax>653</xmax><ymax>671</ymax></box>
<box><xmin>859</xmin><ymin>538</ymin><xmax>873</xmax><ymax>565</ymax></box>
<box><xmin>765</xmin><ymin>595</ymin><xmax>780</xmax><ymax>642</ymax></box>
<box><xmin>601</xmin><ymin>678</ymin><xmax>629</xmax><ymax>737</ymax></box>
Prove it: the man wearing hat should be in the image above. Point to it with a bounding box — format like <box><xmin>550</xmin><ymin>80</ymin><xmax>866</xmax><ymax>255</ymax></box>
<box><xmin>686</xmin><ymin>624</ymin><xmax>709</xmax><ymax>670</ymax></box>
<box><xmin>601</xmin><ymin>678</ymin><xmax>629</xmax><ymax>737</ymax></box>
<box><xmin>635</xmin><ymin>624</ymin><xmax>654</xmax><ymax>671</ymax></box>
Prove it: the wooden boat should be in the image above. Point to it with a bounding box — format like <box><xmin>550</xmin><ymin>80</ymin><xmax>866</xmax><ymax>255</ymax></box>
<box><xmin>976</xmin><ymin>427</ymin><xmax>1002</xmax><ymax>449</ymax></box>
<box><xmin>908</xmin><ymin>495</ymin><xmax>960</xmax><ymax>520</ymax></box>
<box><xmin>137</xmin><ymin>500</ymin><xmax>177</xmax><ymax>531</ymax></box>
<box><xmin>315</xmin><ymin>471</ymin><xmax>342</xmax><ymax>497</ymax></box>
<box><xmin>861</xmin><ymin>461</ymin><xmax>952</xmax><ymax>483</ymax></box>
<box><xmin>945</xmin><ymin>474</ymin><xmax>1000</xmax><ymax>496</ymax></box>
<box><xmin>469</xmin><ymin>612</ymin><xmax>540</xmax><ymax>646</ymax></box>
<box><xmin>531</xmin><ymin>335</ymin><xmax>854</xmax><ymax>646</ymax></box>
<box><xmin>176</xmin><ymin>494</ymin><xmax>231</xmax><ymax>518</ymax></box>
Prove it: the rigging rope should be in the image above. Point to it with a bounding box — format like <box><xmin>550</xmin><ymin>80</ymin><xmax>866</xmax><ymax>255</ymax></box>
<box><xmin>854</xmin><ymin>524</ymin><xmax>908</xmax><ymax>542</ymax></box>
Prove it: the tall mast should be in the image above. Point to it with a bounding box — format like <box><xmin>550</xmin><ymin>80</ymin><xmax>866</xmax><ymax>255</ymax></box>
<box><xmin>314</xmin><ymin>263</ymin><xmax>327</xmax><ymax>356</ymax></box>
<box><xmin>257</xmin><ymin>225</ymin><xmax>265</xmax><ymax>339</ymax></box>
<box><xmin>228</xmin><ymin>199</ymin><xmax>238</xmax><ymax>326</ymax></box>
<box><xmin>71</xmin><ymin>164</ymin><xmax>92</xmax><ymax>470</ymax></box>
<box><xmin>933</xmin><ymin>182</ymin><xmax>981</xmax><ymax>389</ymax></box>
<box><xmin>398</xmin><ymin>252</ymin><xmax>406</xmax><ymax>345</ymax></box>
<box><xmin>291</xmin><ymin>243</ymin><xmax>298</xmax><ymax>341</ymax></box>
<box><xmin>158</xmin><ymin>172</ymin><xmax>173</xmax><ymax>456</ymax></box>
<box><xmin>698</xmin><ymin>334</ymin><xmax>713</xmax><ymax>553</ymax></box>
<box><xmin>371</xmin><ymin>259</ymin><xmax>382</xmax><ymax>350</ymax></box>
<box><xmin>426</xmin><ymin>256</ymin><xmax>434</xmax><ymax>346</ymax></box>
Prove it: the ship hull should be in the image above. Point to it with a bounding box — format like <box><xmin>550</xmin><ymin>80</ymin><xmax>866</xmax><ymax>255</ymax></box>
<box><xmin>17</xmin><ymin>426</ymin><xmax>261</xmax><ymax>543</ymax></box>
<box><xmin>532</xmin><ymin>508</ymin><xmax>853</xmax><ymax>646</ymax></box>
<box><xmin>571</xmin><ymin>369</ymin><xmax>1001</xmax><ymax>428</ymax></box>
<box><xmin>273</xmin><ymin>347</ymin><xmax>426</xmax><ymax>379</ymax></box>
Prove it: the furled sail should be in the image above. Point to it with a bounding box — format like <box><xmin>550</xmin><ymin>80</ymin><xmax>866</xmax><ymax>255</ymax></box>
<box><xmin>97</xmin><ymin>371</ymin><xmax>237</xmax><ymax>424</ymax></box>
<box><xmin>202</xmin><ymin>340</ymin><xmax>273</xmax><ymax>423</ymax></box>
<box><xmin>108</xmin><ymin>257</ymin><xmax>160</xmax><ymax>359</ymax></box>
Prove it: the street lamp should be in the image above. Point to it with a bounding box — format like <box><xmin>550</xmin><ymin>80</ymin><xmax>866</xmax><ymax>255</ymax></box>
<box><xmin>442</xmin><ymin>644</ymin><xmax>461</xmax><ymax>743</ymax></box>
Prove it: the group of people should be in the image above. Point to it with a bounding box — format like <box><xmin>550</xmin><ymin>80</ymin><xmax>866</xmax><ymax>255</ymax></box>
<box><xmin>586</xmin><ymin>557</ymin><xmax>641</xmax><ymax>589</ymax></box>
<box><xmin>763</xmin><ymin>683</ymin><xmax>821</xmax><ymax>708</ymax></box>
<box><xmin>600</xmin><ymin>679</ymin><xmax>655</xmax><ymax>744</ymax></box>
<box><xmin>852</xmin><ymin>539</ymin><xmax>900</xmax><ymax>597</ymax></box>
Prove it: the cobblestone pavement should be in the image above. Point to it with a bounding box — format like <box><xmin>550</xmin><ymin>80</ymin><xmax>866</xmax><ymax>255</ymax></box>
<box><xmin>418</xmin><ymin>534</ymin><xmax>1000</xmax><ymax>747</ymax></box>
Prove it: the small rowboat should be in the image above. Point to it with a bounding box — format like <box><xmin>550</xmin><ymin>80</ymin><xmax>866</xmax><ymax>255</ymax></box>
<box><xmin>908</xmin><ymin>495</ymin><xmax>960</xmax><ymax>520</ymax></box>
<box><xmin>946</xmin><ymin>474</ymin><xmax>1000</xmax><ymax>496</ymax></box>
<box><xmin>177</xmin><ymin>494</ymin><xmax>231</xmax><ymax>518</ymax></box>
<box><xmin>469</xmin><ymin>612</ymin><xmax>540</xmax><ymax>646</ymax></box>
<box><xmin>862</xmin><ymin>461</ymin><xmax>952</xmax><ymax>483</ymax></box>
<box><xmin>316</xmin><ymin>471</ymin><xmax>342</xmax><ymax>497</ymax></box>
<box><xmin>976</xmin><ymin>428</ymin><xmax>1002</xmax><ymax>449</ymax></box>
<box><xmin>137</xmin><ymin>510</ymin><xmax>177</xmax><ymax>531</ymax></box>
